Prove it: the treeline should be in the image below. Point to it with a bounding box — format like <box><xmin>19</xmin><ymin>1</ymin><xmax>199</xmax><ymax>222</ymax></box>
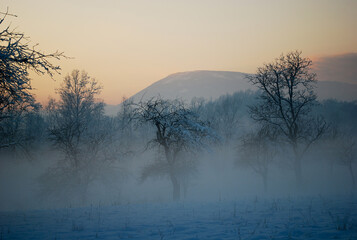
<box><xmin>1</xmin><ymin>74</ymin><xmax>356</xmax><ymax>204</ymax></box>
<box><xmin>1</xmin><ymin>12</ymin><xmax>356</xmax><ymax>206</ymax></box>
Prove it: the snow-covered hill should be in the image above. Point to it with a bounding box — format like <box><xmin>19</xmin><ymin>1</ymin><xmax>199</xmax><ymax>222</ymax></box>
<box><xmin>105</xmin><ymin>70</ymin><xmax>357</xmax><ymax>115</ymax></box>
<box><xmin>130</xmin><ymin>71</ymin><xmax>254</xmax><ymax>102</ymax></box>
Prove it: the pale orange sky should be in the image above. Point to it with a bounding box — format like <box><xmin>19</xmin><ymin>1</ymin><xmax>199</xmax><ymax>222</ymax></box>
<box><xmin>1</xmin><ymin>0</ymin><xmax>357</xmax><ymax>104</ymax></box>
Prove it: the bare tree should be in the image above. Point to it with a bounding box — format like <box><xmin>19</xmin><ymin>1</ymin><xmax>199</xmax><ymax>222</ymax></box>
<box><xmin>248</xmin><ymin>51</ymin><xmax>326</xmax><ymax>187</ymax></box>
<box><xmin>238</xmin><ymin>126</ymin><xmax>277</xmax><ymax>193</ymax></box>
<box><xmin>0</xmin><ymin>11</ymin><xmax>64</xmax><ymax>121</ymax></box>
<box><xmin>116</xmin><ymin>97</ymin><xmax>136</xmax><ymax>150</ymax></box>
<box><xmin>209</xmin><ymin>94</ymin><xmax>243</xmax><ymax>144</ymax></box>
<box><xmin>327</xmin><ymin>127</ymin><xmax>356</xmax><ymax>190</ymax></box>
<box><xmin>44</xmin><ymin>70</ymin><xmax>115</xmax><ymax>204</ymax></box>
<box><xmin>0</xmin><ymin>102</ymin><xmax>44</xmax><ymax>158</ymax></box>
<box><xmin>133</xmin><ymin>97</ymin><xmax>215</xmax><ymax>201</ymax></box>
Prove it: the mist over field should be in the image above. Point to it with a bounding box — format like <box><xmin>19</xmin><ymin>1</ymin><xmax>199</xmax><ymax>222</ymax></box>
<box><xmin>3</xmin><ymin>141</ymin><xmax>354</xmax><ymax>210</ymax></box>
<box><xmin>1</xmin><ymin>59</ymin><xmax>357</xmax><ymax>240</ymax></box>
<box><xmin>1</xmin><ymin>72</ymin><xmax>356</xmax><ymax>210</ymax></box>
<box><xmin>1</xmin><ymin>2</ymin><xmax>357</xmax><ymax>237</ymax></box>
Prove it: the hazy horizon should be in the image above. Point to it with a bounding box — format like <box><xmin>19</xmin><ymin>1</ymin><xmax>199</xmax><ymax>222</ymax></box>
<box><xmin>1</xmin><ymin>3</ymin><xmax>357</xmax><ymax>237</ymax></box>
<box><xmin>1</xmin><ymin>0</ymin><xmax>356</xmax><ymax>104</ymax></box>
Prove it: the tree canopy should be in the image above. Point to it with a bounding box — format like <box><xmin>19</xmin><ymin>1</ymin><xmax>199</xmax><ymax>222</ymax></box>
<box><xmin>0</xmin><ymin>11</ymin><xmax>64</xmax><ymax>116</ymax></box>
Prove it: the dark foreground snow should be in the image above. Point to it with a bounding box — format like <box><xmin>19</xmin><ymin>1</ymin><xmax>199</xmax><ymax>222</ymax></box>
<box><xmin>0</xmin><ymin>196</ymin><xmax>356</xmax><ymax>239</ymax></box>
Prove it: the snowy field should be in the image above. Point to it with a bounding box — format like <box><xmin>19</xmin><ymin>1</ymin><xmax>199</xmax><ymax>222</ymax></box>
<box><xmin>0</xmin><ymin>196</ymin><xmax>356</xmax><ymax>240</ymax></box>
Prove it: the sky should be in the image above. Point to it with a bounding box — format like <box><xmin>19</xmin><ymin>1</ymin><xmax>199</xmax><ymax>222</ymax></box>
<box><xmin>1</xmin><ymin>0</ymin><xmax>357</xmax><ymax>105</ymax></box>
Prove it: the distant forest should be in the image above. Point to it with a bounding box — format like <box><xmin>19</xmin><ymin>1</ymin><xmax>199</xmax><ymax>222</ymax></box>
<box><xmin>1</xmin><ymin>11</ymin><xmax>356</xmax><ymax>208</ymax></box>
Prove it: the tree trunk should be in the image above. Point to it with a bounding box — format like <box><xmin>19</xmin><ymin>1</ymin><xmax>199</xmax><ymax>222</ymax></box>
<box><xmin>165</xmin><ymin>146</ymin><xmax>180</xmax><ymax>201</ymax></box>
<box><xmin>77</xmin><ymin>173</ymin><xmax>89</xmax><ymax>206</ymax></box>
<box><xmin>292</xmin><ymin>143</ymin><xmax>303</xmax><ymax>189</ymax></box>
<box><xmin>170</xmin><ymin>173</ymin><xmax>180</xmax><ymax>201</ymax></box>
<box><xmin>294</xmin><ymin>155</ymin><xmax>303</xmax><ymax>189</ymax></box>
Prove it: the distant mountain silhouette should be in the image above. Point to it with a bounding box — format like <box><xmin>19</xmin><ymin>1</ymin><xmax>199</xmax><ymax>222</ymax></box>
<box><xmin>105</xmin><ymin>70</ymin><xmax>357</xmax><ymax>115</ymax></box>
<box><xmin>130</xmin><ymin>71</ymin><xmax>253</xmax><ymax>102</ymax></box>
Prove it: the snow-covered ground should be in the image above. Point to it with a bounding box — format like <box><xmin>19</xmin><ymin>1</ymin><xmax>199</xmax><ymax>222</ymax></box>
<box><xmin>1</xmin><ymin>196</ymin><xmax>356</xmax><ymax>239</ymax></box>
